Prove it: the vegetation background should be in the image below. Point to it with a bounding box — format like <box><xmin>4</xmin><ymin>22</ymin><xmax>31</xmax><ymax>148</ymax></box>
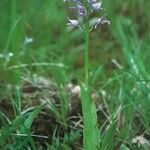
<box><xmin>0</xmin><ymin>0</ymin><xmax>149</xmax><ymax>149</ymax></box>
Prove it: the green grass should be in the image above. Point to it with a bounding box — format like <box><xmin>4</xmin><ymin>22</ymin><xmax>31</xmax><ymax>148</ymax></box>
<box><xmin>0</xmin><ymin>0</ymin><xmax>150</xmax><ymax>149</ymax></box>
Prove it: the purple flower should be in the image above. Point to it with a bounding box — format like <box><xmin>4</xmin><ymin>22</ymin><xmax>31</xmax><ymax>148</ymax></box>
<box><xmin>64</xmin><ymin>0</ymin><xmax>110</xmax><ymax>30</ymax></box>
<box><xmin>93</xmin><ymin>16</ymin><xmax>110</xmax><ymax>28</ymax></box>
<box><xmin>65</xmin><ymin>0</ymin><xmax>86</xmax><ymax>16</ymax></box>
<box><xmin>77</xmin><ymin>3</ymin><xmax>86</xmax><ymax>16</ymax></box>
<box><xmin>87</xmin><ymin>0</ymin><xmax>97</xmax><ymax>4</ymax></box>
<box><xmin>91</xmin><ymin>2</ymin><xmax>102</xmax><ymax>11</ymax></box>
<box><xmin>66</xmin><ymin>18</ymin><xmax>80</xmax><ymax>27</ymax></box>
<box><xmin>87</xmin><ymin>0</ymin><xmax>103</xmax><ymax>12</ymax></box>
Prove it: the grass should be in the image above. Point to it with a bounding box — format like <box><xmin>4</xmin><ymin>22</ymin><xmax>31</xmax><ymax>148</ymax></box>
<box><xmin>0</xmin><ymin>0</ymin><xmax>150</xmax><ymax>149</ymax></box>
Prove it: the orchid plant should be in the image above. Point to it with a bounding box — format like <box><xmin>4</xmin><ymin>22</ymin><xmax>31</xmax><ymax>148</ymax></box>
<box><xmin>64</xmin><ymin>0</ymin><xmax>110</xmax><ymax>29</ymax></box>
<box><xmin>64</xmin><ymin>0</ymin><xmax>110</xmax><ymax>149</ymax></box>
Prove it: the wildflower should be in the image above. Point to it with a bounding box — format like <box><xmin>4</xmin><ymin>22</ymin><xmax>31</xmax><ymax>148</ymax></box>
<box><xmin>66</xmin><ymin>0</ymin><xmax>86</xmax><ymax>16</ymax></box>
<box><xmin>24</xmin><ymin>37</ymin><xmax>33</xmax><ymax>45</ymax></box>
<box><xmin>87</xmin><ymin>0</ymin><xmax>97</xmax><ymax>3</ymax></box>
<box><xmin>0</xmin><ymin>53</ymin><xmax>4</xmax><ymax>58</ymax></box>
<box><xmin>91</xmin><ymin>1</ymin><xmax>102</xmax><ymax>12</ymax></box>
<box><xmin>93</xmin><ymin>16</ymin><xmax>110</xmax><ymax>28</ymax></box>
<box><xmin>64</xmin><ymin>0</ymin><xmax>110</xmax><ymax>30</ymax></box>
<box><xmin>8</xmin><ymin>52</ymin><xmax>13</xmax><ymax>57</ymax></box>
<box><xmin>87</xmin><ymin>0</ymin><xmax>103</xmax><ymax>12</ymax></box>
<box><xmin>0</xmin><ymin>52</ymin><xmax>14</xmax><ymax>62</ymax></box>
<box><xmin>66</xmin><ymin>18</ymin><xmax>80</xmax><ymax>27</ymax></box>
<box><xmin>77</xmin><ymin>3</ymin><xmax>86</xmax><ymax>16</ymax></box>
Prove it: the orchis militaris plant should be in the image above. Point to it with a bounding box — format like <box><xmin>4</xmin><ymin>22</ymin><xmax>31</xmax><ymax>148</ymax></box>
<box><xmin>64</xmin><ymin>0</ymin><xmax>110</xmax><ymax>149</ymax></box>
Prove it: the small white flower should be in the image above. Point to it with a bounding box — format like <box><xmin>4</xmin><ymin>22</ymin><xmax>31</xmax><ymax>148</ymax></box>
<box><xmin>0</xmin><ymin>53</ymin><xmax>4</xmax><ymax>58</ymax></box>
<box><xmin>5</xmin><ymin>52</ymin><xmax>14</xmax><ymax>62</ymax></box>
<box><xmin>91</xmin><ymin>2</ymin><xmax>102</xmax><ymax>12</ymax></box>
<box><xmin>24</xmin><ymin>37</ymin><xmax>33</xmax><ymax>45</ymax></box>
<box><xmin>8</xmin><ymin>52</ymin><xmax>13</xmax><ymax>57</ymax></box>
<box><xmin>94</xmin><ymin>16</ymin><xmax>110</xmax><ymax>28</ymax></box>
<box><xmin>67</xmin><ymin>18</ymin><xmax>80</xmax><ymax>27</ymax></box>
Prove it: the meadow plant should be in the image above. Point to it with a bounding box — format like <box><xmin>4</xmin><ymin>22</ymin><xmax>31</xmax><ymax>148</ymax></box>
<box><xmin>64</xmin><ymin>0</ymin><xmax>110</xmax><ymax>149</ymax></box>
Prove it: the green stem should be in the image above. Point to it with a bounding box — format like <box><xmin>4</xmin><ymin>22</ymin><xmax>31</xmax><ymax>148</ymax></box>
<box><xmin>84</xmin><ymin>25</ymin><xmax>90</xmax><ymax>88</ymax></box>
<box><xmin>81</xmin><ymin>4</ymin><xmax>100</xmax><ymax>150</ymax></box>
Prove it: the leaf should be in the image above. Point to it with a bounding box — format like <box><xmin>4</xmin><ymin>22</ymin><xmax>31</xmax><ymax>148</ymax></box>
<box><xmin>120</xmin><ymin>144</ymin><xmax>130</xmax><ymax>150</ymax></box>
<box><xmin>100</xmin><ymin>120</ymin><xmax>117</xmax><ymax>150</ymax></box>
<box><xmin>80</xmin><ymin>85</ymin><xmax>100</xmax><ymax>150</ymax></box>
<box><xmin>92</xmin><ymin>65</ymin><xmax>103</xmax><ymax>85</ymax></box>
<box><xmin>21</xmin><ymin>105</ymin><xmax>44</xmax><ymax>133</ymax></box>
<box><xmin>0</xmin><ymin>114</ymin><xmax>25</xmax><ymax>145</ymax></box>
